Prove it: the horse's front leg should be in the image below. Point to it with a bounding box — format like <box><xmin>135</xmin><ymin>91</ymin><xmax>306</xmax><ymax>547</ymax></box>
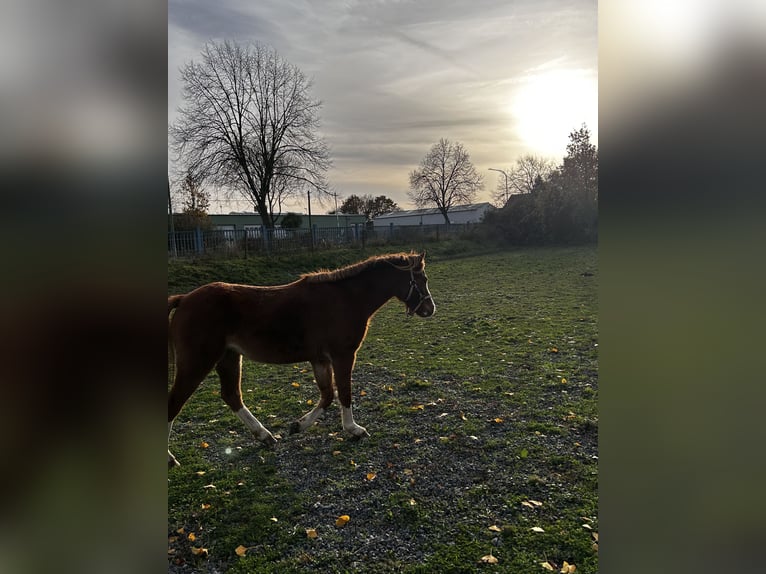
<box><xmin>332</xmin><ymin>354</ymin><xmax>369</xmax><ymax>439</ymax></box>
<box><xmin>290</xmin><ymin>360</ymin><xmax>335</xmax><ymax>434</ymax></box>
<box><xmin>217</xmin><ymin>350</ymin><xmax>277</xmax><ymax>448</ymax></box>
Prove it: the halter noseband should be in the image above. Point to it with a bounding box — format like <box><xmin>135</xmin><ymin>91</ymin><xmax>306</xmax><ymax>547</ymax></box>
<box><xmin>404</xmin><ymin>267</ymin><xmax>432</xmax><ymax>316</ymax></box>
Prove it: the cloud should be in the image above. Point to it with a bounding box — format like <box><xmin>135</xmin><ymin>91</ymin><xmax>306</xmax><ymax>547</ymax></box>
<box><xmin>169</xmin><ymin>0</ymin><xmax>597</xmax><ymax>211</ymax></box>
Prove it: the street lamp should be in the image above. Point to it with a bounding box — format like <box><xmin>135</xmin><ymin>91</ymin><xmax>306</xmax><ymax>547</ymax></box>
<box><xmin>488</xmin><ymin>168</ymin><xmax>510</xmax><ymax>205</ymax></box>
<box><xmin>306</xmin><ymin>188</ymin><xmax>314</xmax><ymax>251</ymax></box>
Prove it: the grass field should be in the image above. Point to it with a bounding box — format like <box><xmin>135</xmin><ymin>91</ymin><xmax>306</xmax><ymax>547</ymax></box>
<box><xmin>168</xmin><ymin>244</ymin><xmax>598</xmax><ymax>573</ymax></box>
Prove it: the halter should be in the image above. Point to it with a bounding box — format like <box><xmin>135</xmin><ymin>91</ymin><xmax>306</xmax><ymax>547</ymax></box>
<box><xmin>403</xmin><ymin>267</ymin><xmax>432</xmax><ymax>316</ymax></box>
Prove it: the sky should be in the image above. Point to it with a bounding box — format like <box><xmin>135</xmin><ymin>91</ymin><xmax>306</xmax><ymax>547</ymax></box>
<box><xmin>168</xmin><ymin>0</ymin><xmax>598</xmax><ymax>215</ymax></box>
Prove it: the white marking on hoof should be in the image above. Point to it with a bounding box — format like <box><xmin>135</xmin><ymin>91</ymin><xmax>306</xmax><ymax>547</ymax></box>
<box><xmin>168</xmin><ymin>421</ymin><xmax>180</xmax><ymax>467</ymax></box>
<box><xmin>236</xmin><ymin>406</ymin><xmax>277</xmax><ymax>446</ymax></box>
<box><xmin>292</xmin><ymin>405</ymin><xmax>326</xmax><ymax>434</ymax></box>
<box><xmin>341</xmin><ymin>405</ymin><xmax>369</xmax><ymax>438</ymax></box>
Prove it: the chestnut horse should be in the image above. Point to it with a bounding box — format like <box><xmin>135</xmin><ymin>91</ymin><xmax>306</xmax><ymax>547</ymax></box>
<box><xmin>167</xmin><ymin>252</ymin><xmax>435</xmax><ymax>467</ymax></box>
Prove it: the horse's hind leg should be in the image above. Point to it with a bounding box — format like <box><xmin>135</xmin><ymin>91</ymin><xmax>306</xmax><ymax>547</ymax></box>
<box><xmin>290</xmin><ymin>359</ymin><xmax>335</xmax><ymax>434</ymax></box>
<box><xmin>217</xmin><ymin>349</ymin><xmax>277</xmax><ymax>448</ymax></box>
<box><xmin>168</xmin><ymin>355</ymin><xmax>217</xmax><ymax>468</ymax></box>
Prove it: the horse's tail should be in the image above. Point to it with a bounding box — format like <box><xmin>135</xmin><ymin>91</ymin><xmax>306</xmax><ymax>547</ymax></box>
<box><xmin>168</xmin><ymin>295</ymin><xmax>184</xmax><ymax>382</ymax></box>
<box><xmin>168</xmin><ymin>294</ymin><xmax>183</xmax><ymax>317</ymax></box>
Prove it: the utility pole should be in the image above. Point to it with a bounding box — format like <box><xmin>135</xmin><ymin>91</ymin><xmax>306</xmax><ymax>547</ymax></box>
<box><xmin>307</xmin><ymin>188</ymin><xmax>314</xmax><ymax>251</ymax></box>
<box><xmin>488</xmin><ymin>168</ymin><xmax>510</xmax><ymax>206</ymax></box>
<box><xmin>333</xmin><ymin>192</ymin><xmax>339</xmax><ymax>227</ymax></box>
<box><xmin>168</xmin><ymin>176</ymin><xmax>177</xmax><ymax>258</ymax></box>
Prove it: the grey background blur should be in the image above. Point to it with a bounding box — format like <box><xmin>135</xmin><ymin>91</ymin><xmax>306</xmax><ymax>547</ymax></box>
<box><xmin>600</xmin><ymin>1</ymin><xmax>766</xmax><ymax>573</ymax></box>
<box><xmin>0</xmin><ymin>1</ymin><xmax>764</xmax><ymax>573</ymax></box>
<box><xmin>0</xmin><ymin>1</ymin><xmax>166</xmax><ymax>573</ymax></box>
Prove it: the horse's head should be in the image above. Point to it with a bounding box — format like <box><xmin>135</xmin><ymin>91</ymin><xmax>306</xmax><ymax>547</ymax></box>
<box><xmin>399</xmin><ymin>252</ymin><xmax>436</xmax><ymax>318</ymax></box>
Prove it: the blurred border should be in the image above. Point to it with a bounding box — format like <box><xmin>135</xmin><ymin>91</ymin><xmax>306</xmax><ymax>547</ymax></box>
<box><xmin>0</xmin><ymin>1</ymin><xmax>167</xmax><ymax>573</ymax></box>
<box><xmin>600</xmin><ymin>1</ymin><xmax>766</xmax><ymax>572</ymax></box>
<box><xmin>2</xmin><ymin>1</ymin><xmax>765</xmax><ymax>573</ymax></box>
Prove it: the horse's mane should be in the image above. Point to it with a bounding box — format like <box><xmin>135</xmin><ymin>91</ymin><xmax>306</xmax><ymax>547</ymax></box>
<box><xmin>301</xmin><ymin>252</ymin><xmax>420</xmax><ymax>284</ymax></box>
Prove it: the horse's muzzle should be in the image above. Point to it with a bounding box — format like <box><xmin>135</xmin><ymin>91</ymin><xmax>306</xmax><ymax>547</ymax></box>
<box><xmin>410</xmin><ymin>297</ymin><xmax>435</xmax><ymax>317</ymax></box>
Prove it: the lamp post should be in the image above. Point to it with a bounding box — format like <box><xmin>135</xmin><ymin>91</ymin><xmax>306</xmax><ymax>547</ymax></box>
<box><xmin>306</xmin><ymin>187</ymin><xmax>314</xmax><ymax>251</ymax></box>
<box><xmin>488</xmin><ymin>168</ymin><xmax>510</xmax><ymax>206</ymax></box>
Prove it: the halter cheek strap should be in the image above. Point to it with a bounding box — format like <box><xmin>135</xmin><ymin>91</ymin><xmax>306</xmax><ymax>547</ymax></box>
<box><xmin>405</xmin><ymin>268</ymin><xmax>432</xmax><ymax>316</ymax></box>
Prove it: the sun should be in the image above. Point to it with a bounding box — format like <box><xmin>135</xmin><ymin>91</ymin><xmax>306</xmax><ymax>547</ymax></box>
<box><xmin>510</xmin><ymin>68</ymin><xmax>598</xmax><ymax>157</ymax></box>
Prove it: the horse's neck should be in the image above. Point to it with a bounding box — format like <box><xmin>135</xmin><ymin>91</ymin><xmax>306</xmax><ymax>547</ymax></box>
<box><xmin>352</xmin><ymin>265</ymin><xmax>400</xmax><ymax>318</ymax></box>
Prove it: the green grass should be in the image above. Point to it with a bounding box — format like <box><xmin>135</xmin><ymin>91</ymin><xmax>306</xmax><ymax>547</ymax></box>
<box><xmin>168</xmin><ymin>244</ymin><xmax>597</xmax><ymax>573</ymax></box>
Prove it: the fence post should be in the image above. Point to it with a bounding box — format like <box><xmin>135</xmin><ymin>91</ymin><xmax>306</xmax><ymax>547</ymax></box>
<box><xmin>389</xmin><ymin>222</ymin><xmax>394</xmax><ymax>240</ymax></box>
<box><xmin>195</xmin><ymin>226</ymin><xmax>204</xmax><ymax>254</ymax></box>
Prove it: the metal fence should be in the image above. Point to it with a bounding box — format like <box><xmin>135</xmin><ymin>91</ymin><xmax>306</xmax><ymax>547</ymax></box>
<box><xmin>168</xmin><ymin>222</ymin><xmax>476</xmax><ymax>258</ymax></box>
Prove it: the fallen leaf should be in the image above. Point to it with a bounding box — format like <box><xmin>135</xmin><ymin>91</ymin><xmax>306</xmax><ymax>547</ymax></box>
<box><xmin>176</xmin><ymin>527</ymin><xmax>185</xmax><ymax>534</ymax></box>
<box><xmin>335</xmin><ymin>515</ymin><xmax>350</xmax><ymax>527</ymax></box>
<box><xmin>493</xmin><ymin>417</ymin><xmax>504</xmax><ymax>423</ymax></box>
<box><xmin>488</xmin><ymin>525</ymin><xmax>502</xmax><ymax>532</ymax></box>
<box><xmin>168</xmin><ymin>536</ymin><xmax>179</xmax><ymax>543</ymax></box>
<box><xmin>200</xmin><ymin>503</ymin><xmax>211</xmax><ymax>510</ymax></box>
<box><xmin>187</xmin><ymin>533</ymin><xmax>196</xmax><ymax>542</ymax></box>
<box><xmin>403</xmin><ymin>468</ymin><xmax>413</xmax><ymax>475</ymax></box>
<box><xmin>480</xmin><ymin>554</ymin><xmax>499</xmax><ymax>564</ymax></box>
<box><xmin>291</xmin><ymin>382</ymin><xmax>300</xmax><ymax>388</ymax></box>
<box><xmin>560</xmin><ymin>561</ymin><xmax>576</xmax><ymax>573</ymax></box>
<box><xmin>582</xmin><ymin>523</ymin><xmax>593</xmax><ymax>530</ymax></box>
<box><xmin>460</xmin><ymin>412</ymin><xmax>467</xmax><ymax>421</ymax></box>
<box><xmin>411</xmin><ymin>405</ymin><xmax>424</xmax><ymax>411</ymax></box>
<box><xmin>541</xmin><ymin>561</ymin><xmax>555</xmax><ymax>571</ymax></box>
<box><xmin>360</xmin><ymin>390</ymin><xmax>367</xmax><ymax>396</ymax></box>
<box><xmin>306</xmin><ymin>528</ymin><xmax>318</xmax><ymax>539</ymax></box>
<box><xmin>529</xmin><ymin>500</ymin><xmax>543</xmax><ymax>507</ymax></box>
<box><xmin>203</xmin><ymin>484</ymin><xmax>216</xmax><ymax>489</ymax></box>
<box><xmin>306</xmin><ymin>399</ymin><xmax>314</xmax><ymax>405</ymax></box>
<box><xmin>234</xmin><ymin>545</ymin><xmax>248</xmax><ymax>557</ymax></box>
<box><xmin>522</xmin><ymin>501</ymin><xmax>535</xmax><ymax>509</ymax></box>
<box><xmin>366</xmin><ymin>472</ymin><xmax>377</xmax><ymax>481</ymax></box>
<box><xmin>561</xmin><ymin>378</ymin><xmax>567</xmax><ymax>384</ymax></box>
<box><xmin>520</xmin><ymin>449</ymin><xmax>529</xmax><ymax>458</ymax></box>
<box><xmin>190</xmin><ymin>547</ymin><xmax>208</xmax><ymax>558</ymax></box>
<box><xmin>194</xmin><ymin>471</ymin><xmax>206</xmax><ymax>476</ymax></box>
<box><xmin>332</xmin><ymin>450</ymin><xmax>341</xmax><ymax>456</ymax></box>
<box><xmin>531</xmin><ymin>526</ymin><xmax>545</xmax><ymax>533</ymax></box>
<box><xmin>270</xmin><ymin>517</ymin><xmax>278</xmax><ymax>522</ymax></box>
<box><xmin>592</xmin><ymin>532</ymin><xmax>599</xmax><ymax>542</ymax></box>
<box><xmin>409</xmin><ymin>498</ymin><xmax>417</xmax><ymax>506</ymax></box>
<box><xmin>200</xmin><ymin>441</ymin><xmax>209</xmax><ymax>449</ymax></box>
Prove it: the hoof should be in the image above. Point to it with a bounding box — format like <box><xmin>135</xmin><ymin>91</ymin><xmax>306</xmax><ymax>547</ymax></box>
<box><xmin>347</xmin><ymin>427</ymin><xmax>370</xmax><ymax>441</ymax></box>
<box><xmin>260</xmin><ymin>433</ymin><xmax>279</xmax><ymax>449</ymax></box>
<box><xmin>289</xmin><ymin>421</ymin><xmax>301</xmax><ymax>435</ymax></box>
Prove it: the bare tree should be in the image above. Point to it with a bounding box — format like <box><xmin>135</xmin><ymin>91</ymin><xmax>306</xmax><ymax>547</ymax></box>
<box><xmin>492</xmin><ymin>154</ymin><xmax>555</xmax><ymax>206</ymax></box>
<box><xmin>169</xmin><ymin>40</ymin><xmax>331</xmax><ymax>228</ymax></box>
<box><xmin>408</xmin><ymin>139</ymin><xmax>483</xmax><ymax>224</ymax></box>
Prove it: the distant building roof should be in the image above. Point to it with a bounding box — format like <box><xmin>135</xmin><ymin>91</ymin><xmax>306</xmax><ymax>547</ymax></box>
<box><xmin>374</xmin><ymin>202</ymin><xmax>493</xmax><ymax>219</ymax></box>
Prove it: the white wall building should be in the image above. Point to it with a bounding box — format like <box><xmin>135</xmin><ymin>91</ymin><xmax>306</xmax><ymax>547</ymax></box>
<box><xmin>371</xmin><ymin>202</ymin><xmax>494</xmax><ymax>227</ymax></box>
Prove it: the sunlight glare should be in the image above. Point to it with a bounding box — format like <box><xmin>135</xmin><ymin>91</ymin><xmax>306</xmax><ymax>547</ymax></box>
<box><xmin>510</xmin><ymin>69</ymin><xmax>597</xmax><ymax>157</ymax></box>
